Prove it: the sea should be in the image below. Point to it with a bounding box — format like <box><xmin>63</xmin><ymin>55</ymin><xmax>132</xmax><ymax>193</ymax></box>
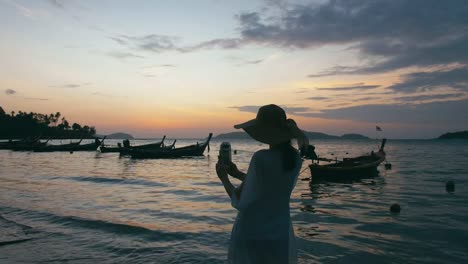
<box><xmin>1</xmin><ymin>138</ymin><xmax>467</xmax><ymax>264</ymax></box>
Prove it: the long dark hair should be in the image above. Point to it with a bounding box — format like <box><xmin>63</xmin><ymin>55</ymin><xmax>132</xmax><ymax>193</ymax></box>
<box><xmin>272</xmin><ymin>140</ymin><xmax>297</xmax><ymax>171</ymax></box>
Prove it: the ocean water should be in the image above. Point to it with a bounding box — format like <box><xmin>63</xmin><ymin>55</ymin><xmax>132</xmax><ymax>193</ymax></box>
<box><xmin>1</xmin><ymin>138</ymin><xmax>467</xmax><ymax>263</ymax></box>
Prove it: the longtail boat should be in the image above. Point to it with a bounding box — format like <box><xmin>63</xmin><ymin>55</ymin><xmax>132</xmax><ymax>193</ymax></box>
<box><xmin>70</xmin><ymin>138</ymin><xmax>103</xmax><ymax>151</ymax></box>
<box><xmin>33</xmin><ymin>138</ymin><xmax>104</xmax><ymax>152</ymax></box>
<box><xmin>119</xmin><ymin>136</ymin><xmax>167</xmax><ymax>155</ymax></box>
<box><xmin>163</xmin><ymin>139</ymin><xmax>177</xmax><ymax>150</ymax></box>
<box><xmin>32</xmin><ymin>139</ymin><xmax>84</xmax><ymax>152</ymax></box>
<box><xmin>129</xmin><ymin>133</ymin><xmax>212</xmax><ymax>159</ymax></box>
<box><xmin>8</xmin><ymin>139</ymin><xmax>50</xmax><ymax>151</ymax></box>
<box><xmin>100</xmin><ymin>137</ymin><xmax>176</xmax><ymax>153</ymax></box>
<box><xmin>308</xmin><ymin>139</ymin><xmax>387</xmax><ymax>182</ymax></box>
<box><xmin>99</xmin><ymin>144</ymin><xmax>122</xmax><ymax>153</ymax></box>
<box><xmin>0</xmin><ymin>139</ymin><xmax>25</xmax><ymax>150</ymax></box>
<box><xmin>124</xmin><ymin>136</ymin><xmax>166</xmax><ymax>150</ymax></box>
<box><xmin>0</xmin><ymin>140</ymin><xmax>22</xmax><ymax>149</ymax></box>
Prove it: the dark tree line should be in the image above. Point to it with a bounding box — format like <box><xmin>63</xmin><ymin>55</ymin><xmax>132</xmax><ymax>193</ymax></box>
<box><xmin>438</xmin><ymin>131</ymin><xmax>468</xmax><ymax>139</ymax></box>
<box><xmin>0</xmin><ymin>106</ymin><xmax>96</xmax><ymax>139</ymax></box>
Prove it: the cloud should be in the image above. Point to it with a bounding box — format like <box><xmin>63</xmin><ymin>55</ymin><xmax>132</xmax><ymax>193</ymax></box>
<box><xmin>5</xmin><ymin>89</ymin><xmax>16</xmax><ymax>95</ymax></box>
<box><xmin>50</xmin><ymin>82</ymin><xmax>92</xmax><ymax>89</ymax></box>
<box><xmin>327</xmin><ymin>103</ymin><xmax>352</xmax><ymax>108</ymax></box>
<box><xmin>352</xmin><ymin>96</ymin><xmax>380</xmax><ymax>102</ymax></box>
<box><xmin>188</xmin><ymin>38</ymin><xmax>243</xmax><ymax>51</ymax></box>
<box><xmin>24</xmin><ymin>97</ymin><xmax>49</xmax><ymax>101</ymax></box>
<box><xmin>230</xmin><ymin>105</ymin><xmax>318</xmax><ymax>117</ymax></box>
<box><xmin>91</xmin><ymin>92</ymin><xmax>113</xmax><ymax>97</ymax></box>
<box><xmin>308</xmin><ymin>66</ymin><xmax>362</xmax><ymax>78</ymax></box>
<box><xmin>394</xmin><ymin>93</ymin><xmax>466</xmax><ymax>102</ymax></box>
<box><xmin>102</xmin><ymin>0</ymin><xmax>468</xmax><ymax>97</ymax></box>
<box><xmin>238</xmin><ymin>0</ymin><xmax>468</xmax><ymax>74</ymax></box>
<box><xmin>3</xmin><ymin>0</ymin><xmax>39</xmax><ymax>19</ymax></box>
<box><xmin>48</xmin><ymin>0</ymin><xmax>64</xmax><ymax>9</ymax></box>
<box><xmin>227</xmin><ymin>56</ymin><xmax>265</xmax><ymax>66</ymax></box>
<box><xmin>107</xmin><ymin>51</ymin><xmax>144</xmax><ymax>60</ymax></box>
<box><xmin>106</xmin><ymin>0</ymin><xmax>468</xmax><ymax>75</ymax></box>
<box><xmin>316</xmin><ymin>84</ymin><xmax>380</xmax><ymax>91</ymax></box>
<box><xmin>109</xmin><ymin>34</ymin><xmax>181</xmax><ymax>53</ymax></box>
<box><xmin>142</xmin><ymin>74</ymin><xmax>156</xmax><ymax>78</ymax></box>
<box><xmin>307</xmin><ymin>96</ymin><xmax>329</xmax><ymax>100</ymax></box>
<box><xmin>387</xmin><ymin>67</ymin><xmax>468</xmax><ymax>93</ymax></box>
<box><xmin>304</xmin><ymin>99</ymin><xmax>468</xmax><ymax>124</ymax></box>
<box><xmin>237</xmin><ymin>0</ymin><xmax>468</xmax><ymax>94</ymax></box>
<box><xmin>109</xmin><ymin>31</ymin><xmax>246</xmax><ymax>54</ymax></box>
<box><xmin>108</xmin><ymin>36</ymin><xmax>127</xmax><ymax>45</ymax></box>
<box><xmin>294</xmin><ymin>88</ymin><xmax>309</xmax><ymax>94</ymax></box>
<box><xmin>241</xmin><ymin>59</ymin><xmax>264</xmax><ymax>65</ymax></box>
<box><xmin>141</xmin><ymin>64</ymin><xmax>176</xmax><ymax>69</ymax></box>
<box><xmin>91</xmin><ymin>92</ymin><xmax>127</xmax><ymax>99</ymax></box>
<box><xmin>229</xmin><ymin>98</ymin><xmax>468</xmax><ymax>125</ymax></box>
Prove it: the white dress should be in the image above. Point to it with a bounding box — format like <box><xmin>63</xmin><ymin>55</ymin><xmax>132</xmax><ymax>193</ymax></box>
<box><xmin>228</xmin><ymin>149</ymin><xmax>302</xmax><ymax>264</ymax></box>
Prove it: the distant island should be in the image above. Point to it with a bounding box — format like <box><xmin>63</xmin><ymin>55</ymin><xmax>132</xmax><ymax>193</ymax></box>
<box><xmin>438</xmin><ymin>131</ymin><xmax>468</xmax><ymax>139</ymax></box>
<box><xmin>215</xmin><ymin>131</ymin><xmax>370</xmax><ymax>140</ymax></box>
<box><xmin>98</xmin><ymin>132</ymin><xmax>134</xmax><ymax>139</ymax></box>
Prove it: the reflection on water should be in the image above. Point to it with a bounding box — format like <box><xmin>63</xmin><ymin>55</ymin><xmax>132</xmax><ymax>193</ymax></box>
<box><xmin>1</xmin><ymin>139</ymin><xmax>468</xmax><ymax>263</ymax></box>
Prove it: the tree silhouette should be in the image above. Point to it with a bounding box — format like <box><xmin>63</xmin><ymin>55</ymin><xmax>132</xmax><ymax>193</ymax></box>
<box><xmin>0</xmin><ymin>106</ymin><xmax>97</xmax><ymax>139</ymax></box>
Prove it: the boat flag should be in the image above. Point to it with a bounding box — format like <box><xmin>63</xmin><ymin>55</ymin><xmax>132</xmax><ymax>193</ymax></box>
<box><xmin>376</xmin><ymin>126</ymin><xmax>382</xmax><ymax>131</ymax></box>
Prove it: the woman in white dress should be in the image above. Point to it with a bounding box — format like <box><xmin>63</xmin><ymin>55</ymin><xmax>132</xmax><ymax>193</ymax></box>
<box><xmin>216</xmin><ymin>104</ymin><xmax>308</xmax><ymax>264</ymax></box>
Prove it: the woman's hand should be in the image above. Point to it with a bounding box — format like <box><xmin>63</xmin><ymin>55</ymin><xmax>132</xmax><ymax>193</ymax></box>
<box><xmin>216</xmin><ymin>161</ymin><xmax>229</xmax><ymax>180</ymax></box>
<box><xmin>227</xmin><ymin>162</ymin><xmax>240</xmax><ymax>177</ymax></box>
<box><xmin>216</xmin><ymin>161</ymin><xmax>235</xmax><ymax>198</ymax></box>
<box><xmin>227</xmin><ymin>161</ymin><xmax>246</xmax><ymax>181</ymax></box>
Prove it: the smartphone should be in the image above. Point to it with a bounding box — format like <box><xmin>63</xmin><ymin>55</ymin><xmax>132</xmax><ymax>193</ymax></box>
<box><xmin>219</xmin><ymin>142</ymin><xmax>232</xmax><ymax>164</ymax></box>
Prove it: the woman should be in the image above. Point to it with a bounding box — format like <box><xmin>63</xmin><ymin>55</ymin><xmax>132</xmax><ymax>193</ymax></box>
<box><xmin>216</xmin><ymin>104</ymin><xmax>308</xmax><ymax>264</ymax></box>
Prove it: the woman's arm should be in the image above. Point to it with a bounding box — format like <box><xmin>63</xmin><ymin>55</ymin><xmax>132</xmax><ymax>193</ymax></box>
<box><xmin>216</xmin><ymin>162</ymin><xmax>236</xmax><ymax>198</ymax></box>
<box><xmin>227</xmin><ymin>162</ymin><xmax>246</xmax><ymax>181</ymax></box>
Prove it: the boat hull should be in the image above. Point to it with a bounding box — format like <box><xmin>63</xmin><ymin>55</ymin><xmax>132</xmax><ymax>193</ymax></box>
<box><xmin>129</xmin><ymin>134</ymin><xmax>212</xmax><ymax>159</ymax></box>
<box><xmin>309</xmin><ymin>150</ymin><xmax>385</xmax><ymax>182</ymax></box>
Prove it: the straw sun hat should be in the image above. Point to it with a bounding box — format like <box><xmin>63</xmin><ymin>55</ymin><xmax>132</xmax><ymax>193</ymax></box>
<box><xmin>234</xmin><ymin>104</ymin><xmax>305</xmax><ymax>145</ymax></box>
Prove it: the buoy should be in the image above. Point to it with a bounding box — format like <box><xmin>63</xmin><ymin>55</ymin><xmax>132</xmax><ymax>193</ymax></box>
<box><xmin>385</xmin><ymin>163</ymin><xmax>392</xmax><ymax>170</ymax></box>
<box><xmin>390</xmin><ymin>203</ymin><xmax>401</xmax><ymax>213</ymax></box>
<box><xmin>446</xmin><ymin>180</ymin><xmax>455</xmax><ymax>193</ymax></box>
<box><xmin>233</xmin><ymin>150</ymin><xmax>237</xmax><ymax>155</ymax></box>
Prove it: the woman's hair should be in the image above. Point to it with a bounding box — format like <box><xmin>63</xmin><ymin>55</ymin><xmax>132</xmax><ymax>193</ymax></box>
<box><xmin>272</xmin><ymin>140</ymin><xmax>297</xmax><ymax>171</ymax></box>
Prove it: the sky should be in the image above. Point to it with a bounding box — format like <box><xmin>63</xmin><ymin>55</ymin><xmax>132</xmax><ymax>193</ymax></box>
<box><xmin>1</xmin><ymin>0</ymin><xmax>468</xmax><ymax>139</ymax></box>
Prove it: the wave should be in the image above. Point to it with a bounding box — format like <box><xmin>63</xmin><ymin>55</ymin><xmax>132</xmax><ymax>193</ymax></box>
<box><xmin>0</xmin><ymin>205</ymin><xmax>223</xmax><ymax>243</ymax></box>
<box><xmin>51</xmin><ymin>215</ymin><xmax>188</xmax><ymax>241</ymax></box>
<box><xmin>0</xmin><ymin>238</ymin><xmax>34</xmax><ymax>247</ymax></box>
<box><xmin>55</xmin><ymin>176</ymin><xmax>169</xmax><ymax>188</ymax></box>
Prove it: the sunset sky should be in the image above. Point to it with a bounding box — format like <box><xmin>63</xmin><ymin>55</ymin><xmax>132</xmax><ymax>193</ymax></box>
<box><xmin>1</xmin><ymin>0</ymin><xmax>468</xmax><ymax>139</ymax></box>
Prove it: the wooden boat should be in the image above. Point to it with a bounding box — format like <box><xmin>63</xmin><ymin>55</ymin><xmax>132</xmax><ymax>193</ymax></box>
<box><xmin>308</xmin><ymin>139</ymin><xmax>387</xmax><ymax>182</ymax></box>
<box><xmin>0</xmin><ymin>139</ymin><xmax>24</xmax><ymax>150</ymax></box>
<box><xmin>33</xmin><ymin>138</ymin><xmax>104</xmax><ymax>152</ymax></box>
<box><xmin>129</xmin><ymin>133</ymin><xmax>212</xmax><ymax>159</ymax></box>
<box><xmin>8</xmin><ymin>139</ymin><xmax>50</xmax><ymax>151</ymax></box>
<box><xmin>70</xmin><ymin>138</ymin><xmax>103</xmax><ymax>151</ymax></box>
<box><xmin>118</xmin><ymin>136</ymin><xmax>167</xmax><ymax>155</ymax></box>
<box><xmin>32</xmin><ymin>139</ymin><xmax>83</xmax><ymax>152</ymax></box>
<box><xmin>163</xmin><ymin>139</ymin><xmax>177</xmax><ymax>150</ymax></box>
<box><xmin>0</xmin><ymin>140</ymin><xmax>22</xmax><ymax>149</ymax></box>
<box><xmin>99</xmin><ymin>144</ymin><xmax>122</xmax><ymax>153</ymax></box>
<box><xmin>100</xmin><ymin>138</ymin><xmax>176</xmax><ymax>153</ymax></box>
<box><xmin>124</xmin><ymin>136</ymin><xmax>166</xmax><ymax>150</ymax></box>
